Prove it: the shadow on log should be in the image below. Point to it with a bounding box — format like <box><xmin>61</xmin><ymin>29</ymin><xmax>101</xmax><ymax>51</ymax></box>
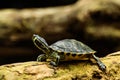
<box><xmin>0</xmin><ymin>51</ymin><xmax>120</xmax><ymax>80</ymax></box>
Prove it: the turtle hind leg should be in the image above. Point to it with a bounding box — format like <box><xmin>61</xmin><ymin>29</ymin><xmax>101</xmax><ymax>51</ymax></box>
<box><xmin>91</xmin><ymin>54</ymin><xmax>106</xmax><ymax>71</ymax></box>
<box><xmin>37</xmin><ymin>54</ymin><xmax>46</xmax><ymax>62</ymax></box>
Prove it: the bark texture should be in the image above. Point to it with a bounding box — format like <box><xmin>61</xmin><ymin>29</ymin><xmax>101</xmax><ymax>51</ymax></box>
<box><xmin>0</xmin><ymin>0</ymin><xmax>120</xmax><ymax>73</ymax></box>
<box><xmin>0</xmin><ymin>51</ymin><xmax>120</xmax><ymax>80</ymax></box>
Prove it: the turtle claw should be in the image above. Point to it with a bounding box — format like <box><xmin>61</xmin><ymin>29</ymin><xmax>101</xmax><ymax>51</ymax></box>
<box><xmin>37</xmin><ymin>54</ymin><xmax>46</xmax><ymax>62</ymax></box>
<box><xmin>99</xmin><ymin>63</ymin><xmax>106</xmax><ymax>72</ymax></box>
<box><xmin>50</xmin><ymin>61</ymin><xmax>57</xmax><ymax>67</ymax></box>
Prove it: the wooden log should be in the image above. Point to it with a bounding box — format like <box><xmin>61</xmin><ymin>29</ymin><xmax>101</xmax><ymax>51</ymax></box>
<box><xmin>0</xmin><ymin>51</ymin><xmax>120</xmax><ymax>80</ymax></box>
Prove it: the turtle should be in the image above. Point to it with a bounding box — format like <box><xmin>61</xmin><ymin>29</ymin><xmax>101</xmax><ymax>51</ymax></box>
<box><xmin>32</xmin><ymin>34</ymin><xmax>106</xmax><ymax>71</ymax></box>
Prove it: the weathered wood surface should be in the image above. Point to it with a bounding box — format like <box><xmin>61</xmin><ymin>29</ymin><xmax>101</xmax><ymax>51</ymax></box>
<box><xmin>0</xmin><ymin>51</ymin><xmax>120</xmax><ymax>80</ymax></box>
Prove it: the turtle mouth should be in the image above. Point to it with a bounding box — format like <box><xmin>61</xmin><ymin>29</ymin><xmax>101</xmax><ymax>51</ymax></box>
<box><xmin>32</xmin><ymin>34</ymin><xmax>39</xmax><ymax>40</ymax></box>
<box><xmin>32</xmin><ymin>34</ymin><xmax>43</xmax><ymax>43</ymax></box>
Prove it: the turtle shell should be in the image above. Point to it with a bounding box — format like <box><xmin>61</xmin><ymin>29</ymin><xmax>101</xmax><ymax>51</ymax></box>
<box><xmin>50</xmin><ymin>39</ymin><xmax>96</xmax><ymax>54</ymax></box>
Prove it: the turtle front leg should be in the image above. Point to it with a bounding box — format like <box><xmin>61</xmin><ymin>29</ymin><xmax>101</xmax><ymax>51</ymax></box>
<box><xmin>37</xmin><ymin>54</ymin><xmax>46</xmax><ymax>62</ymax></box>
<box><xmin>91</xmin><ymin>54</ymin><xmax>106</xmax><ymax>71</ymax></box>
<box><xmin>50</xmin><ymin>55</ymin><xmax>60</xmax><ymax>66</ymax></box>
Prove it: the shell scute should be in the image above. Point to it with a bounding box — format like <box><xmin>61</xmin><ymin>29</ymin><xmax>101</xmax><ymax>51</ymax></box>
<box><xmin>50</xmin><ymin>39</ymin><xmax>96</xmax><ymax>54</ymax></box>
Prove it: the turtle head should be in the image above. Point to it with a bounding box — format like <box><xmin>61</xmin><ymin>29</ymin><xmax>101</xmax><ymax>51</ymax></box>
<box><xmin>32</xmin><ymin>34</ymin><xmax>50</xmax><ymax>53</ymax></box>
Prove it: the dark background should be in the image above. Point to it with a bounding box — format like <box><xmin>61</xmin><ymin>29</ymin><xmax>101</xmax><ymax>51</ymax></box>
<box><xmin>0</xmin><ymin>0</ymin><xmax>77</xmax><ymax>9</ymax></box>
